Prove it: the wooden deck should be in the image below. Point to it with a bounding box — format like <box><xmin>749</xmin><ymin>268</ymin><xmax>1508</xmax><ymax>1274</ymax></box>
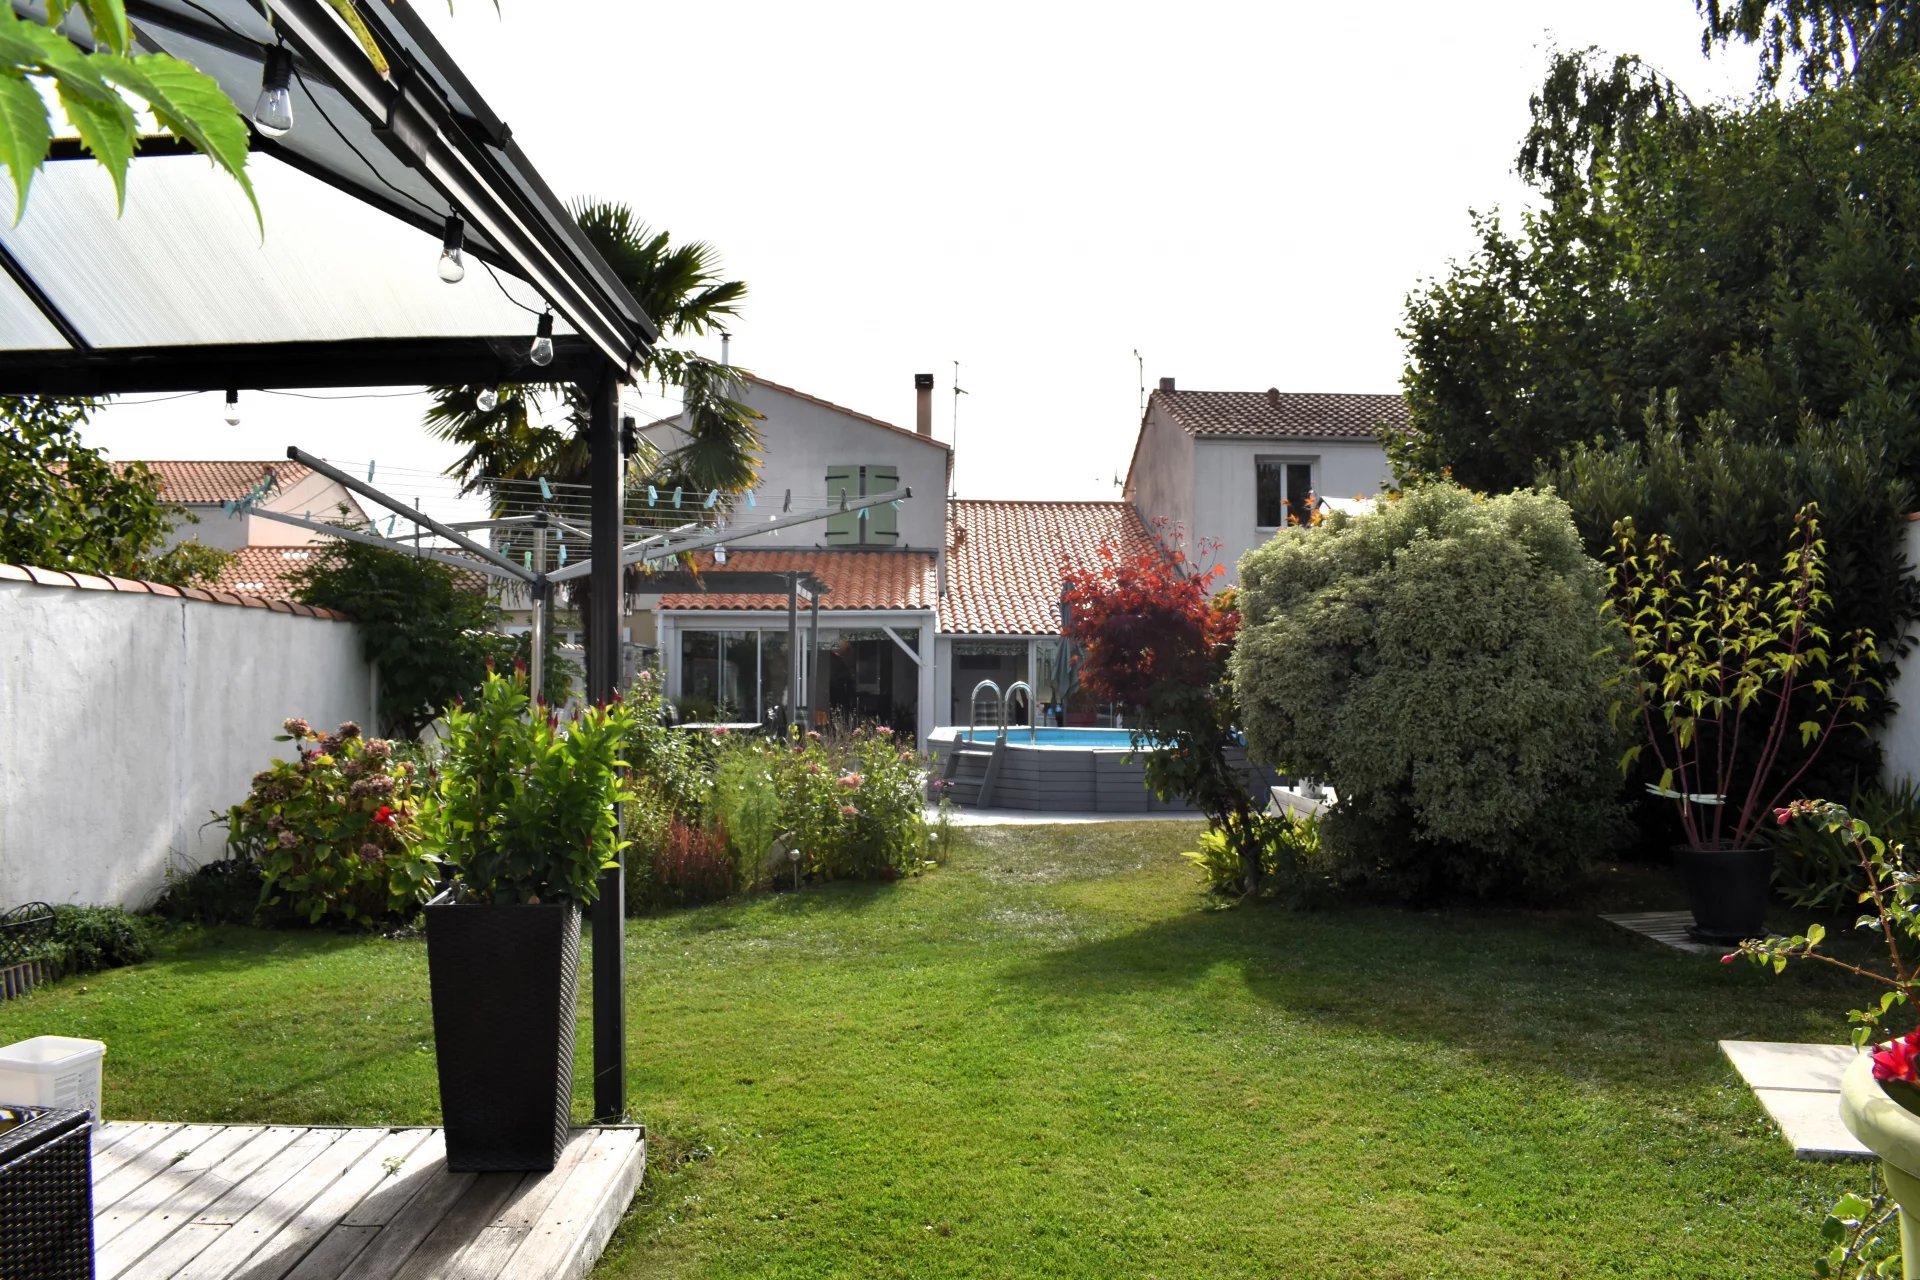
<box><xmin>86</xmin><ymin>1121</ymin><xmax>645</xmax><ymax>1280</ymax></box>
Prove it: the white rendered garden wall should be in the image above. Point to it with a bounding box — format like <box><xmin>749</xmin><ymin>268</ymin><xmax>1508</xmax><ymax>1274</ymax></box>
<box><xmin>0</xmin><ymin>570</ymin><xmax>376</xmax><ymax>909</ymax></box>
<box><xmin>1882</xmin><ymin>516</ymin><xmax>1920</xmax><ymax>786</ymax></box>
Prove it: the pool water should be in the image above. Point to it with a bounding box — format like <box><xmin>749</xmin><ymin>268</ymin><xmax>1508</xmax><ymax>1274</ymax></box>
<box><xmin>935</xmin><ymin>726</ymin><xmax>1146</xmax><ymax>749</ymax></box>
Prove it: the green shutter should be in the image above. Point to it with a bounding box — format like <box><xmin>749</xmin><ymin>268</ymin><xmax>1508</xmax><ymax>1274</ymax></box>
<box><xmin>865</xmin><ymin>465</ymin><xmax>899</xmax><ymax>544</ymax></box>
<box><xmin>825</xmin><ymin>465</ymin><xmax>857</xmax><ymax>543</ymax></box>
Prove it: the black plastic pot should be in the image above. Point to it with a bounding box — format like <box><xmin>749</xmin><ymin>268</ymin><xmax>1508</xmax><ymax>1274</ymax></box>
<box><xmin>1676</xmin><ymin>845</ymin><xmax>1774</xmax><ymax>944</ymax></box>
<box><xmin>425</xmin><ymin>901</ymin><xmax>580</xmax><ymax>1172</ymax></box>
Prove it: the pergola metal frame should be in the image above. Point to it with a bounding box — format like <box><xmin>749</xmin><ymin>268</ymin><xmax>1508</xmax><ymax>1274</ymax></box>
<box><xmin>0</xmin><ymin>0</ymin><xmax>671</xmax><ymax>1121</ymax></box>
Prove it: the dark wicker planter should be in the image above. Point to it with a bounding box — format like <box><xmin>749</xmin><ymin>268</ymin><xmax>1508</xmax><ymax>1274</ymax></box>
<box><xmin>1676</xmin><ymin>844</ymin><xmax>1774</xmax><ymax>944</ymax></box>
<box><xmin>425</xmin><ymin>902</ymin><xmax>580</xmax><ymax>1172</ymax></box>
<box><xmin>0</xmin><ymin>1105</ymin><xmax>93</xmax><ymax>1279</ymax></box>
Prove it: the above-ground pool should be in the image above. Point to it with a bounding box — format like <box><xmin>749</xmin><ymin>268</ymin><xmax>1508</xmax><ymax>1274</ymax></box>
<box><xmin>928</xmin><ymin>725</ymin><xmax>1269</xmax><ymax>813</ymax></box>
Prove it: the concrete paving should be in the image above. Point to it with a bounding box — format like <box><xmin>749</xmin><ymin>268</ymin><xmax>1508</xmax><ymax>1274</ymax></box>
<box><xmin>1720</xmin><ymin>1040</ymin><xmax>1872</xmax><ymax>1161</ymax></box>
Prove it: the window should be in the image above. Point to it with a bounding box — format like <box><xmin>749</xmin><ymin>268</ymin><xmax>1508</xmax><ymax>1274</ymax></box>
<box><xmin>675</xmin><ymin>630</ymin><xmax>798</xmax><ymax>722</ymax></box>
<box><xmin>1256</xmin><ymin>458</ymin><xmax>1315</xmax><ymax>528</ymax></box>
<box><xmin>825</xmin><ymin>464</ymin><xmax>900</xmax><ymax>545</ymax></box>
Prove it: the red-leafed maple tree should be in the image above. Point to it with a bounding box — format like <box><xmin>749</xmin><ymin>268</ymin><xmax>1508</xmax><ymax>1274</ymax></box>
<box><xmin>1061</xmin><ymin>531</ymin><xmax>1264</xmax><ymax>889</ymax></box>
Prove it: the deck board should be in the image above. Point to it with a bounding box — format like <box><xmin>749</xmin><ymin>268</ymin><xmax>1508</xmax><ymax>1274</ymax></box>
<box><xmin>87</xmin><ymin>1124</ymin><xmax>644</xmax><ymax>1280</ymax></box>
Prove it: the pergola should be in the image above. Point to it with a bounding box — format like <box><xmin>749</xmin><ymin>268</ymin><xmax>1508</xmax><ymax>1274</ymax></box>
<box><xmin>0</xmin><ymin>0</ymin><xmax>656</xmax><ymax>1119</ymax></box>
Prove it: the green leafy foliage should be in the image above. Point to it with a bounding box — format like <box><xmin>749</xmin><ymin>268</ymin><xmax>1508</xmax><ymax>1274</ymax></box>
<box><xmin>1607</xmin><ymin>504</ymin><xmax>1878</xmax><ymax>851</ymax></box>
<box><xmin>713</xmin><ymin>743</ymin><xmax>782</xmax><ymax>877</ymax></box>
<box><xmin>1400</xmin><ymin>62</ymin><xmax>1920</xmax><ymax>498</ymax></box>
<box><xmin>153</xmin><ymin>856</ymin><xmax>265</xmax><ymax>927</ymax></box>
<box><xmin>765</xmin><ymin>726</ymin><xmax>928</xmax><ymax>882</ymax></box>
<box><xmin>1549</xmin><ymin>412</ymin><xmax>1915</xmax><ymax>793</ymax></box>
<box><xmin>1231</xmin><ymin>484</ymin><xmax>1624</xmax><ymax>901</ymax></box>
<box><xmin>293</xmin><ymin>538</ymin><xmax>519</xmax><ymax>740</ymax></box>
<box><xmin>1181</xmin><ymin>811</ymin><xmax>1334</xmax><ymax>900</ymax></box>
<box><xmin>0</xmin><ymin>395</ymin><xmax>232</xmax><ymax>585</ymax></box>
<box><xmin>1772</xmin><ymin>779</ymin><xmax>1920</xmax><ymax>911</ymax></box>
<box><xmin>622</xmin><ymin>667</ymin><xmax>716</xmax><ymax>820</ymax></box>
<box><xmin>224</xmin><ymin>719</ymin><xmax>437</xmax><ymax>928</ymax></box>
<box><xmin>1698</xmin><ymin>0</ymin><xmax>1920</xmax><ymax>93</ymax></box>
<box><xmin>32</xmin><ymin>904</ymin><xmax>153</xmax><ymax>976</ymax></box>
<box><xmin>0</xmin><ymin>4</ymin><xmax>253</xmax><ymax>223</ymax></box>
<box><xmin>417</xmin><ymin>669</ymin><xmax>634</xmax><ymax>906</ymax></box>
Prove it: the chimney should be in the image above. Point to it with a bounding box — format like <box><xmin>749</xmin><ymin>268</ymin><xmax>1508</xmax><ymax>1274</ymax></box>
<box><xmin>720</xmin><ymin>331</ymin><xmax>731</xmax><ymax>366</ymax></box>
<box><xmin>1159</xmin><ymin>376</ymin><xmax>1175</xmax><ymax>393</ymax></box>
<box><xmin>914</xmin><ymin>373</ymin><xmax>934</xmax><ymax>437</ymax></box>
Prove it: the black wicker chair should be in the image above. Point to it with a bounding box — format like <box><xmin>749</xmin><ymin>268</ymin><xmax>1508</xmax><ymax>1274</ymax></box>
<box><xmin>0</xmin><ymin>1105</ymin><xmax>93</xmax><ymax>1279</ymax></box>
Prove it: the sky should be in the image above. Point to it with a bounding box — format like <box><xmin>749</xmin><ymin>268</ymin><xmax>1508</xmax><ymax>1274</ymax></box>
<box><xmin>80</xmin><ymin>0</ymin><xmax>1759</xmax><ymax>504</ymax></box>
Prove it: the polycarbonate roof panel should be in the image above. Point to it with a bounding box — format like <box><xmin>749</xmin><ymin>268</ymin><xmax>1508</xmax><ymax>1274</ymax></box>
<box><xmin>123</xmin><ymin>1</ymin><xmax>493</xmax><ymax>255</ymax></box>
<box><xmin>0</xmin><ymin>152</ymin><xmax>565</xmax><ymax>348</ymax></box>
<box><xmin>0</xmin><ymin>265</ymin><xmax>69</xmax><ymax>349</ymax></box>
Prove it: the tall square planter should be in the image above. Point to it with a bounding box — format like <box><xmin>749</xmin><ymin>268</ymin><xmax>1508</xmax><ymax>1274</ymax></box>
<box><xmin>425</xmin><ymin>902</ymin><xmax>580</xmax><ymax>1172</ymax></box>
<box><xmin>0</xmin><ymin>1104</ymin><xmax>93</xmax><ymax>1279</ymax></box>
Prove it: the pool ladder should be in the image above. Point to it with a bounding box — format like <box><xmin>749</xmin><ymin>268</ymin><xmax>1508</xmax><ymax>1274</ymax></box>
<box><xmin>943</xmin><ymin>680</ymin><xmax>1035</xmax><ymax>807</ymax></box>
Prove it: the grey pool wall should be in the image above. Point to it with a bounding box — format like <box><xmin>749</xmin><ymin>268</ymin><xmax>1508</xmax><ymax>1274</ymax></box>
<box><xmin>928</xmin><ymin>731</ymin><xmax>1274</xmax><ymax>813</ymax></box>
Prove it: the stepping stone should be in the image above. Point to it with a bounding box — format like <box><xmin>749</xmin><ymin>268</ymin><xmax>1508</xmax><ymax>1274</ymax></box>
<box><xmin>1720</xmin><ymin>1040</ymin><xmax>1873</xmax><ymax>1161</ymax></box>
<box><xmin>1599</xmin><ymin>910</ymin><xmax>1724</xmax><ymax>955</ymax></box>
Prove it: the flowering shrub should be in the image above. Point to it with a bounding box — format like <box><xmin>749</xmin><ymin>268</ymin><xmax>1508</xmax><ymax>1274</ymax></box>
<box><xmin>224</xmin><ymin>719</ymin><xmax>438</xmax><ymax>927</ymax></box>
<box><xmin>1731</xmin><ymin>799</ymin><xmax>1920</xmax><ymax>1276</ymax></box>
<box><xmin>416</xmin><ymin>668</ymin><xmax>635</xmax><ymax>906</ymax></box>
<box><xmin>622</xmin><ymin>668</ymin><xmax>714</xmax><ymax>820</ymax></box>
<box><xmin>769</xmin><ymin>726</ymin><xmax>927</xmax><ymax>881</ymax></box>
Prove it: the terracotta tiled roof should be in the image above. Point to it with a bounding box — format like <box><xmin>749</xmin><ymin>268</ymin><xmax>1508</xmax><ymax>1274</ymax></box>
<box><xmin>943</xmin><ymin>500</ymin><xmax>1159</xmax><ymax>635</ymax></box>
<box><xmin>0</xmin><ymin>562</ymin><xmax>351</xmax><ymax>619</ymax></box>
<box><xmin>656</xmin><ymin>548</ymin><xmax>938</xmax><ymax>611</ymax></box>
<box><xmin>215</xmin><ymin>546</ymin><xmax>325</xmax><ymax>598</ymax></box>
<box><xmin>123</xmin><ymin>460</ymin><xmax>315</xmax><ymax>505</ymax></box>
<box><xmin>1155</xmin><ymin>389</ymin><xmax>1408</xmax><ymax>439</ymax></box>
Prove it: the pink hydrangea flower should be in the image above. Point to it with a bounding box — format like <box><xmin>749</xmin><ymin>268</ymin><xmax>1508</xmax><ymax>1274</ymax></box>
<box><xmin>840</xmin><ymin>804</ymin><xmax>859</xmax><ymax>818</ymax></box>
<box><xmin>838</xmin><ymin>772</ymin><xmax>863</xmax><ymax>788</ymax></box>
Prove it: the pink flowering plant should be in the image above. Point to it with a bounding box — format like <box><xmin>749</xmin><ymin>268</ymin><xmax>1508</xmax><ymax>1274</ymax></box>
<box><xmin>1731</xmin><ymin>800</ymin><xmax>1920</xmax><ymax>1056</ymax></box>
<box><xmin>1730</xmin><ymin>798</ymin><xmax>1920</xmax><ymax>1275</ymax></box>
<box><xmin>416</xmin><ymin>667</ymin><xmax>636</xmax><ymax>906</ymax></box>
<box><xmin>224</xmin><ymin>718</ymin><xmax>437</xmax><ymax>927</ymax></box>
<box><xmin>765</xmin><ymin>725</ymin><xmax>929</xmax><ymax>882</ymax></box>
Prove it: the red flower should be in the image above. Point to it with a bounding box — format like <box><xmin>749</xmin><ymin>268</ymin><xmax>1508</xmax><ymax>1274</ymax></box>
<box><xmin>1720</xmin><ymin>953</ymin><xmax>1735</xmax><ymax>965</ymax></box>
<box><xmin>1873</xmin><ymin>1031</ymin><xmax>1920</xmax><ymax>1085</ymax></box>
<box><xmin>371</xmin><ymin>805</ymin><xmax>397</xmax><ymax>828</ymax></box>
<box><xmin>1775</xmin><ymin>807</ymin><xmax>1793</xmax><ymax>825</ymax></box>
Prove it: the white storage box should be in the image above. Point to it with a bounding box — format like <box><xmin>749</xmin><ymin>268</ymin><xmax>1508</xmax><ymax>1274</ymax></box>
<box><xmin>0</xmin><ymin>1036</ymin><xmax>105</xmax><ymax>1126</ymax></box>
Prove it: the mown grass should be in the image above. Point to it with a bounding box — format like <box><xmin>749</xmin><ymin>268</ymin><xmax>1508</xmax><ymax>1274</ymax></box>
<box><xmin>0</xmin><ymin>823</ymin><xmax>1875</xmax><ymax>1277</ymax></box>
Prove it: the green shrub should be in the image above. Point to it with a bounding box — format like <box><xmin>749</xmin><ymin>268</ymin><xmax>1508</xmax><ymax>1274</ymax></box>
<box><xmin>1772</xmin><ymin>779</ymin><xmax>1920</xmax><ymax>913</ymax></box>
<box><xmin>1231</xmin><ymin>483</ymin><xmax>1624</xmax><ymax>901</ymax></box>
<box><xmin>226</xmin><ymin>719</ymin><xmax>440</xmax><ymax>927</ymax></box>
<box><xmin>770</xmin><ymin>727</ymin><xmax>927</xmax><ymax>881</ymax></box>
<box><xmin>38</xmin><ymin>905</ymin><xmax>154</xmax><ymax>976</ymax></box>
<box><xmin>623</xmin><ymin>668</ymin><xmax>713</xmax><ymax>820</ymax></box>
<box><xmin>1183</xmin><ymin>811</ymin><xmax>1333</xmax><ymax>899</ymax></box>
<box><xmin>713</xmin><ymin>742</ymin><xmax>782</xmax><ymax>883</ymax></box>
<box><xmin>155</xmin><ymin>856</ymin><xmax>264</xmax><ymax>926</ymax></box>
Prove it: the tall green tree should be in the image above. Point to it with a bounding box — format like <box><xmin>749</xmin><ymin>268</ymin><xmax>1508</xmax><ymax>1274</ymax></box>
<box><xmin>0</xmin><ymin>395</ymin><xmax>232</xmax><ymax>585</ymax></box>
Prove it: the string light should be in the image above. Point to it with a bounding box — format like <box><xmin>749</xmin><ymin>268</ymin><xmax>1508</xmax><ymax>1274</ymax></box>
<box><xmin>223</xmin><ymin>389</ymin><xmax>240</xmax><ymax>425</ymax></box>
<box><xmin>438</xmin><ymin>213</ymin><xmax>466</xmax><ymax>284</ymax></box>
<box><xmin>252</xmin><ymin>45</ymin><xmax>295</xmax><ymax>137</ymax></box>
<box><xmin>529</xmin><ymin>312</ymin><xmax>554</xmax><ymax>367</ymax></box>
<box><xmin>476</xmin><ymin>387</ymin><xmax>499</xmax><ymax>412</ymax></box>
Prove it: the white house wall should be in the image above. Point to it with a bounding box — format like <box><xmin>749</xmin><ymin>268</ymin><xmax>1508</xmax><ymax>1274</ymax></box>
<box><xmin>679</xmin><ymin>381</ymin><xmax>949</xmax><ymax>552</ymax></box>
<box><xmin>0</xmin><ymin>581</ymin><xmax>376</xmax><ymax>909</ymax></box>
<box><xmin>1882</xmin><ymin>519</ymin><xmax>1920</xmax><ymax>786</ymax></box>
<box><xmin>1124</xmin><ymin>403</ymin><xmax>1196</xmax><ymax>544</ymax></box>
<box><xmin>1195</xmin><ymin>437</ymin><xmax>1392</xmax><ymax>582</ymax></box>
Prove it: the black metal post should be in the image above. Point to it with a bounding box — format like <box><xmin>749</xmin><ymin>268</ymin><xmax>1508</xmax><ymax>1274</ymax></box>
<box><xmin>806</xmin><ymin>589</ymin><xmax>821</xmax><ymax>729</ymax></box>
<box><xmin>586</xmin><ymin>363</ymin><xmax>627</xmax><ymax>1122</ymax></box>
<box><xmin>787</xmin><ymin>575</ymin><xmax>800</xmax><ymax>731</ymax></box>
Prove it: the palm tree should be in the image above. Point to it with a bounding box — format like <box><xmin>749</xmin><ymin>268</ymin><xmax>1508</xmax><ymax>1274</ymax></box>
<box><xmin>424</xmin><ymin>205</ymin><xmax>764</xmax><ymax>662</ymax></box>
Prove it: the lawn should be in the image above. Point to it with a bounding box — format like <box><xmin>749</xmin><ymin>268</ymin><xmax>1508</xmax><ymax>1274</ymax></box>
<box><xmin>0</xmin><ymin>821</ymin><xmax>1874</xmax><ymax>1278</ymax></box>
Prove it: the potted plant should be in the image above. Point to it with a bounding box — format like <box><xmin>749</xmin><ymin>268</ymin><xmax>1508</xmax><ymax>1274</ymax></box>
<box><xmin>1608</xmin><ymin>505</ymin><xmax>1877</xmax><ymax>943</ymax></box>
<box><xmin>414</xmin><ymin>667</ymin><xmax>634</xmax><ymax>1171</ymax></box>
<box><xmin>1735</xmin><ymin>800</ymin><xmax>1920</xmax><ymax>1273</ymax></box>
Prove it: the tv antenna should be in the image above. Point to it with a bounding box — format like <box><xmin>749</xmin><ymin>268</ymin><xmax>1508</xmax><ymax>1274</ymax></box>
<box><xmin>951</xmin><ymin>359</ymin><xmax>968</xmax><ymax>498</ymax></box>
<box><xmin>1133</xmin><ymin>348</ymin><xmax>1144</xmax><ymax>419</ymax></box>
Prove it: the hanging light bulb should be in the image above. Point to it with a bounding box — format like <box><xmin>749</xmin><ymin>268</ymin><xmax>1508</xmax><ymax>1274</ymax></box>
<box><xmin>475</xmin><ymin>387</ymin><xmax>499</xmax><ymax>412</ymax></box>
<box><xmin>529</xmin><ymin>312</ymin><xmax>554</xmax><ymax>367</ymax></box>
<box><xmin>438</xmin><ymin>213</ymin><xmax>466</xmax><ymax>283</ymax></box>
<box><xmin>252</xmin><ymin>45</ymin><xmax>295</xmax><ymax>137</ymax></box>
<box><xmin>223</xmin><ymin>389</ymin><xmax>240</xmax><ymax>426</ymax></box>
